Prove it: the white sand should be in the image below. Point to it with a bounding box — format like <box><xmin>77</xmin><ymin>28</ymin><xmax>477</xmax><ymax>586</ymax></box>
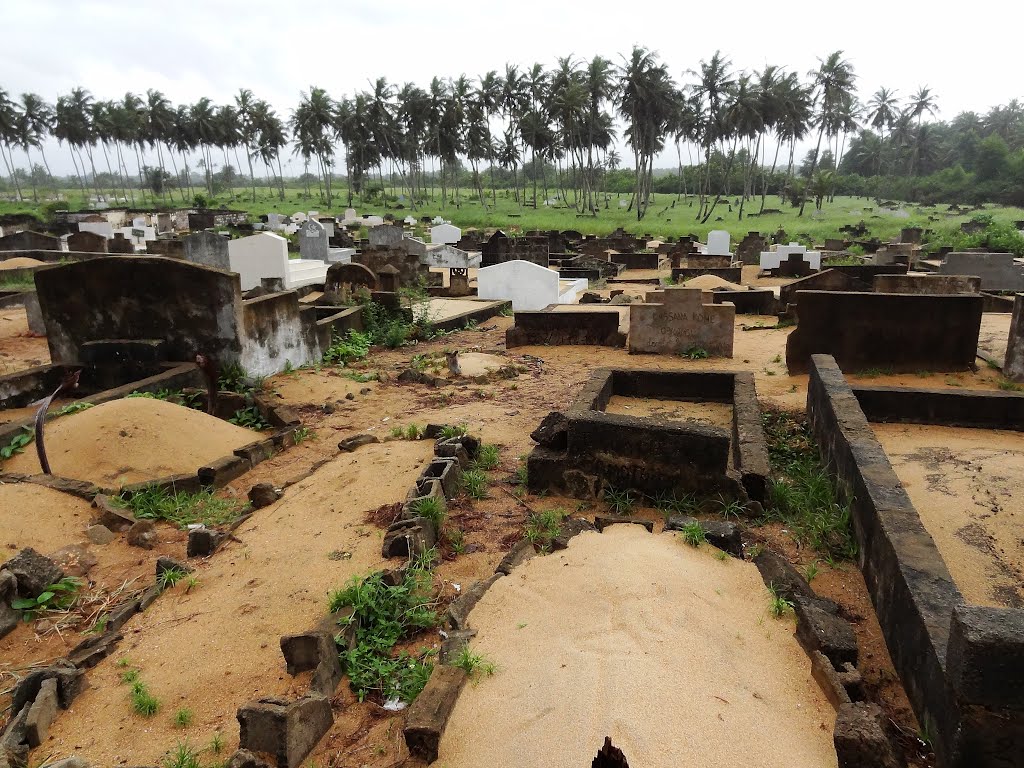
<box><xmin>438</xmin><ymin>526</ymin><xmax>837</xmax><ymax>768</ymax></box>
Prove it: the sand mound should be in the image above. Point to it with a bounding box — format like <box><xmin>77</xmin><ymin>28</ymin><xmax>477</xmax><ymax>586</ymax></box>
<box><xmin>456</xmin><ymin>352</ymin><xmax>508</xmax><ymax>377</ymax></box>
<box><xmin>5</xmin><ymin>398</ymin><xmax>258</xmax><ymax>486</ymax></box>
<box><xmin>439</xmin><ymin>525</ymin><xmax>836</xmax><ymax>768</ymax></box>
<box><xmin>0</xmin><ymin>257</ymin><xmax>45</xmax><ymax>269</ymax></box>
<box><xmin>683</xmin><ymin>274</ymin><xmax>746</xmax><ymax>291</ymax></box>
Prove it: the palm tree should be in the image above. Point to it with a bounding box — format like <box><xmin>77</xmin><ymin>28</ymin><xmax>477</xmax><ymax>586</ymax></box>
<box><xmin>144</xmin><ymin>89</ymin><xmax>175</xmax><ymax>202</ymax></box>
<box><xmin>189</xmin><ymin>97</ymin><xmax>218</xmax><ymax>195</ymax></box>
<box><xmin>235</xmin><ymin>89</ymin><xmax>260</xmax><ymax>202</ymax></box>
<box><xmin>291</xmin><ymin>86</ymin><xmax>336</xmax><ymax>206</ymax></box>
<box><xmin>867</xmin><ymin>87</ymin><xmax>899</xmax><ymax>173</ymax></box>
<box><xmin>0</xmin><ymin>88</ymin><xmax>23</xmax><ymax>200</ymax></box>
<box><xmin>15</xmin><ymin>93</ymin><xmax>56</xmax><ymax>200</ymax></box>
<box><xmin>909</xmin><ymin>86</ymin><xmax>938</xmax><ymax>128</ymax></box>
<box><xmin>55</xmin><ymin>89</ymin><xmax>99</xmax><ymax>201</ymax></box>
<box><xmin>87</xmin><ymin>100</ymin><xmax>121</xmax><ymax>201</ymax></box>
<box><xmin>799</xmin><ymin>51</ymin><xmax>856</xmax><ymax>216</ymax></box>
<box><xmin>690</xmin><ymin>50</ymin><xmax>736</xmax><ymax>221</ymax></box>
<box><xmin>252</xmin><ymin>100</ymin><xmax>287</xmax><ymax>201</ymax></box>
<box><xmin>617</xmin><ymin>46</ymin><xmax>676</xmax><ymax>220</ymax></box>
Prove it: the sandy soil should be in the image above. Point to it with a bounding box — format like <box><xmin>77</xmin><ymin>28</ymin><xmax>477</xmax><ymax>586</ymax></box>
<box><xmin>977</xmin><ymin>313</ymin><xmax>1011</xmax><ymax>366</ymax></box>
<box><xmin>0</xmin><ymin>306</ymin><xmax>49</xmax><ymax>374</ymax></box>
<box><xmin>43</xmin><ymin>439</ymin><xmax>433</xmax><ymax>765</ymax></box>
<box><xmin>606</xmin><ymin>396</ymin><xmax>733</xmax><ymax>430</ymax></box>
<box><xmin>4</xmin><ymin>398</ymin><xmax>258</xmax><ymax>487</ymax></box>
<box><xmin>0</xmin><ymin>257</ymin><xmax>44</xmax><ymax>269</ymax></box>
<box><xmin>438</xmin><ymin>526</ymin><xmax>837</xmax><ymax>768</ymax></box>
<box><xmin>873</xmin><ymin>423</ymin><xmax>1024</xmax><ymax>609</ymax></box>
<box><xmin>683</xmin><ymin>274</ymin><xmax>747</xmax><ymax>291</ymax></box>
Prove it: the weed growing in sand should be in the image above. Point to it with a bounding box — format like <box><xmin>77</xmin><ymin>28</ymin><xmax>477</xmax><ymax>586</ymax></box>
<box><xmin>714</xmin><ymin>549</ymin><xmax>729</xmax><ymax>561</ymax></box>
<box><xmin>162</xmin><ymin>741</ymin><xmax>200</xmax><ymax>768</ymax></box>
<box><xmin>389</xmin><ymin>426</ymin><xmax>404</xmax><ymax>438</ymax></box>
<box><xmin>514</xmin><ymin>463</ymin><xmax>528</xmax><ymax>489</ymax></box>
<box><xmin>229</xmin><ymin>405</ymin><xmax>271</xmax><ymax>431</ymax></box>
<box><xmin>404</xmin><ymin>423</ymin><xmax>422</xmax><ymax>440</ymax></box>
<box><xmin>499</xmin><ymin>304</ymin><xmax>514</xmax><ymax>317</ymax></box>
<box><xmin>525</xmin><ymin>508</ymin><xmax>563</xmax><ymax>551</ymax></box>
<box><xmin>11</xmin><ymin>577</ymin><xmax>81</xmax><ymax>621</ymax></box>
<box><xmin>410</xmin><ymin>496</ymin><xmax>446</xmax><ymax>528</ymax></box>
<box><xmin>184</xmin><ymin>575</ymin><xmax>202</xmax><ymax>594</ymax></box>
<box><xmin>330</xmin><ymin>559</ymin><xmax>439</xmax><ymax>703</ymax></box>
<box><xmin>460</xmin><ymin>469</ymin><xmax>489</xmax><ymax>499</ymax></box>
<box><xmin>651</xmin><ymin>490</ymin><xmax>698</xmax><ymax>518</ymax></box>
<box><xmin>761</xmin><ymin>409</ymin><xmax>856</xmax><ymax>560</ymax></box>
<box><xmin>173</xmin><ymin>708</ymin><xmax>194</xmax><ymax>728</ymax></box>
<box><xmin>472</xmin><ymin>444</ymin><xmax>500</xmax><ymax>471</ymax></box>
<box><xmin>998</xmin><ymin>378</ymin><xmax>1024</xmax><ymax>392</ymax></box>
<box><xmin>209</xmin><ymin>732</ymin><xmax>225</xmax><ymax>754</ymax></box>
<box><xmin>681</xmin><ymin>345</ymin><xmax>709</xmax><ymax>360</ymax></box>
<box><xmin>439</xmin><ymin>424</ymin><xmax>468</xmax><ymax>439</ymax></box>
<box><xmin>293</xmin><ymin>426</ymin><xmax>311</xmax><ymax>443</ymax></box>
<box><xmin>803</xmin><ymin>561</ymin><xmax>820</xmax><ymax>583</ymax></box>
<box><xmin>0</xmin><ymin>427</ymin><xmax>33</xmax><ymax>460</ymax></box>
<box><xmin>604</xmin><ymin>486</ymin><xmax>636</xmax><ymax>515</ymax></box>
<box><xmin>767</xmin><ymin>584</ymin><xmax>794</xmax><ymax>619</ymax></box>
<box><xmin>158</xmin><ymin>567</ymin><xmax>189</xmax><ymax>591</ymax></box>
<box><xmin>678</xmin><ymin>521</ymin><xmax>707</xmax><ymax>547</ymax></box>
<box><xmin>130</xmin><ymin>681</ymin><xmax>160</xmax><ymax>717</ymax></box>
<box><xmin>714</xmin><ymin>496</ymin><xmax>746</xmax><ymax>520</ymax></box>
<box><xmin>322</xmin><ymin>329</ymin><xmax>371</xmax><ymax>366</ymax></box>
<box><xmin>120</xmin><ymin>668</ymin><xmax>140</xmax><ymax>685</ymax></box>
<box><xmin>445</xmin><ymin>528</ymin><xmax>466</xmax><ymax>555</ymax></box>
<box><xmin>452</xmin><ymin>646</ymin><xmax>497</xmax><ymax>679</ymax></box>
<box><xmin>116</xmin><ymin>487</ymin><xmax>245</xmax><ymax>529</ymax></box>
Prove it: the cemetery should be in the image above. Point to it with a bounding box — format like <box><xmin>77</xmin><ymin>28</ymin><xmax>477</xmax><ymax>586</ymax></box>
<box><xmin>1</xmin><ymin>206</ymin><xmax>1024</xmax><ymax>768</ymax></box>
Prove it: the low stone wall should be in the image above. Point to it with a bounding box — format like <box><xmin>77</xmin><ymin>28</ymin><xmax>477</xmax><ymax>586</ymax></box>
<box><xmin>710</xmin><ymin>288</ymin><xmax>777</xmax><ymax>315</ymax></box>
<box><xmin>610</xmin><ymin>252</ymin><xmax>659</xmax><ymax>270</ymax></box>
<box><xmin>807</xmin><ymin>354</ymin><xmax>1024</xmax><ymax>767</ymax></box>
<box><xmin>506</xmin><ymin>311</ymin><xmax>625</xmax><ymax>348</ymax></box>
<box><xmin>240</xmin><ymin>292</ymin><xmax>322</xmax><ymax>377</ymax></box>
<box><xmin>786</xmin><ymin>291</ymin><xmax>982</xmax><ymax>374</ymax></box>
<box><xmin>778</xmin><ymin>269</ymin><xmax>870</xmax><ymax>307</ymax></box>
<box><xmin>873</xmin><ymin>274</ymin><xmax>980</xmax><ymax>294</ymax></box>
<box><xmin>852</xmin><ymin>384</ymin><xmax>1024</xmax><ymax>430</ymax></box>
<box><xmin>430</xmin><ymin>300</ymin><xmax>509</xmax><ymax>333</ymax></box>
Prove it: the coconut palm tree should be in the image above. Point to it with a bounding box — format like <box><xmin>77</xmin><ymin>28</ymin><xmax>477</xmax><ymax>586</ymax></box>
<box><xmin>867</xmin><ymin>87</ymin><xmax>899</xmax><ymax>173</ymax></box>
<box><xmin>235</xmin><ymin>89</ymin><xmax>260</xmax><ymax>202</ymax></box>
<box><xmin>252</xmin><ymin>100</ymin><xmax>287</xmax><ymax>201</ymax></box>
<box><xmin>189</xmin><ymin>97</ymin><xmax>218</xmax><ymax>195</ymax></box>
<box><xmin>291</xmin><ymin>86</ymin><xmax>335</xmax><ymax>206</ymax></box>
<box><xmin>55</xmin><ymin>89</ymin><xmax>100</xmax><ymax>201</ymax></box>
<box><xmin>617</xmin><ymin>46</ymin><xmax>676</xmax><ymax>220</ymax></box>
<box><xmin>15</xmin><ymin>93</ymin><xmax>56</xmax><ymax>200</ymax></box>
<box><xmin>0</xmin><ymin>88</ymin><xmax>23</xmax><ymax>200</ymax></box>
<box><xmin>799</xmin><ymin>51</ymin><xmax>856</xmax><ymax>216</ymax></box>
<box><xmin>690</xmin><ymin>50</ymin><xmax>736</xmax><ymax>221</ymax></box>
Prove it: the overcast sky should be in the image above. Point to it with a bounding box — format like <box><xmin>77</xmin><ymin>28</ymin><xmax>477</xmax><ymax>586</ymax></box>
<box><xmin>3</xmin><ymin>0</ymin><xmax>1020</xmax><ymax>176</ymax></box>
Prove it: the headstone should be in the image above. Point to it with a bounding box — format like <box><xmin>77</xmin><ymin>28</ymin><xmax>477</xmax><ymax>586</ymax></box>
<box><xmin>478</xmin><ymin>260</ymin><xmax>561</xmax><ymax>311</ymax></box>
<box><xmin>369</xmin><ymin>224</ymin><xmax>405</xmax><ymax>249</ymax></box>
<box><xmin>291</xmin><ymin>211</ymin><xmax>308</xmax><ymax>223</ymax></box>
<box><xmin>404</xmin><ymin>216</ymin><xmax>417</xmax><ymax>226</ymax></box>
<box><xmin>402</xmin><ymin>236</ymin><xmax>428</xmax><ymax>258</ymax></box>
<box><xmin>628</xmin><ymin>287</ymin><xmax>735</xmax><ymax>357</ymax></box>
<box><xmin>132</xmin><ymin>217</ymin><xmax>147</xmax><ymax>229</ymax></box>
<box><xmin>299</xmin><ymin>219</ymin><xmax>329</xmax><ymax>262</ymax></box>
<box><xmin>706</xmin><ymin>230</ymin><xmax>731</xmax><ymax>256</ymax></box>
<box><xmin>156</xmin><ymin>213</ymin><xmax>172</xmax><ymax>234</ymax></box>
<box><xmin>421</xmin><ymin>245</ymin><xmax>480</xmax><ymax>269</ymax></box>
<box><xmin>449</xmin><ymin>268</ymin><xmax>470</xmax><ymax>296</ymax></box>
<box><xmin>317</xmin><ymin>218</ymin><xmax>335</xmax><ymax>238</ymax></box>
<box><xmin>343</xmin><ymin>208</ymin><xmax>358</xmax><ymax>224</ymax></box>
<box><xmin>183</xmin><ymin>231</ymin><xmax>230</xmax><ymax>270</ymax></box>
<box><xmin>760</xmin><ymin>243</ymin><xmax>821</xmax><ymax>272</ymax></box>
<box><xmin>430</xmin><ymin>223</ymin><xmax>461</xmax><ymax>245</ymax></box>
<box><xmin>107</xmin><ymin>233</ymin><xmax>134</xmax><ymax>254</ymax></box>
<box><xmin>326</xmin><ymin>247</ymin><xmax>356</xmax><ymax>264</ymax></box>
<box><xmin>67</xmin><ymin>231</ymin><xmax>108</xmax><ymax>253</ymax></box>
<box><xmin>324</xmin><ymin>262</ymin><xmax>377</xmax><ymax>301</ymax></box>
<box><xmin>267</xmin><ymin>213</ymin><xmax>286</xmax><ymax>231</ymax></box>
<box><xmin>377</xmin><ymin>264</ymin><xmax>401</xmax><ymax>293</ymax></box>
<box><xmin>363</xmin><ymin>215</ymin><xmax>385</xmax><ymax>227</ymax></box>
<box><xmin>229</xmin><ymin>232</ymin><xmax>291</xmax><ymax>290</ymax></box>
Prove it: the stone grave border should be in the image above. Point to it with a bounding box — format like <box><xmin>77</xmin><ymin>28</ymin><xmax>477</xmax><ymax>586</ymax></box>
<box><xmin>807</xmin><ymin>353</ymin><xmax>1024</xmax><ymax>766</ymax></box>
<box><xmin>527</xmin><ymin>368</ymin><xmax>769</xmax><ymax>504</ymax></box>
<box><xmin>506</xmin><ymin>309</ymin><xmax>626</xmax><ymax>348</ymax></box>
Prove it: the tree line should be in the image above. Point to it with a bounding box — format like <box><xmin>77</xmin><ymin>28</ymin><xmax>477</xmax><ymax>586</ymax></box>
<box><xmin>1</xmin><ymin>47</ymin><xmax>1021</xmax><ymax>219</ymax></box>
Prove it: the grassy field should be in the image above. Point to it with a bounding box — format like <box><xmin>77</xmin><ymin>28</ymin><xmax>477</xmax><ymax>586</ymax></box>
<box><xmin>3</xmin><ymin>187</ymin><xmax>1023</xmax><ymax>245</ymax></box>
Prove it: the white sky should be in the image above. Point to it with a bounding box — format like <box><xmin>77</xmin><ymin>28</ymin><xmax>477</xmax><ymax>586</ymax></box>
<box><xmin>3</xmin><ymin>0</ymin><xmax>1020</xmax><ymax>176</ymax></box>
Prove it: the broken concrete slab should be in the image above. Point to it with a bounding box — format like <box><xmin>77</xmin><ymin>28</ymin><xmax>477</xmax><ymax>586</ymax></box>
<box><xmin>2</xmin><ymin>547</ymin><xmax>64</xmax><ymax>598</ymax></box>
<box><xmin>237</xmin><ymin>695</ymin><xmax>333</xmax><ymax>768</ymax></box>
<box><xmin>24</xmin><ymin>677</ymin><xmax>58</xmax><ymax>748</ymax></box>
<box><xmin>833</xmin><ymin>702</ymin><xmax>905</xmax><ymax>768</ymax></box>
<box><xmin>794</xmin><ymin>596</ymin><xmax>859</xmax><ymax>669</ymax></box>
<box><xmin>403</xmin><ymin>665</ymin><xmax>467</xmax><ymax>763</ymax></box>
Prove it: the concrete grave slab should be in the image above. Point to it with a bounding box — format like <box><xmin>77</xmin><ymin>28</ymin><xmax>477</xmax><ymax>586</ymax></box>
<box><xmin>628</xmin><ymin>287</ymin><xmax>735</xmax><ymax>357</ymax></box>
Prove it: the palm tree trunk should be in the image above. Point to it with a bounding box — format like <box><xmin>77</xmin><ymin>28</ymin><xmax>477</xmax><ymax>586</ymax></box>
<box><xmin>798</xmin><ymin>125</ymin><xmax>827</xmax><ymax>217</ymax></box>
<box><xmin>760</xmin><ymin>138</ymin><xmax>783</xmax><ymax>214</ymax></box>
<box><xmin>23</xmin><ymin>147</ymin><xmax>39</xmax><ymax>202</ymax></box>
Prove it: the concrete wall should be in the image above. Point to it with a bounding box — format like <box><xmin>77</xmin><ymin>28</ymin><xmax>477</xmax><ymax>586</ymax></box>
<box><xmin>778</xmin><ymin>269</ymin><xmax>870</xmax><ymax>306</ymax></box>
<box><xmin>34</xmin><ymin>256</ymin><xmax>243</xmax><ymax>365</ymax></box>
<box><xmin>610</xmin><ymin>252</ymin><xmax>659</xmax><ymax>270</ymax></box>
<box><xmin>239</xmin><ymin>292</ymin><xmax>323</xmax><ymax>377</ymax></box>
<box><xmin>939</xmin><ymin>252</ymin><xmax>1024</xmax><ymax>291</ymax></box>
<box><xmin>874</xmin><ymin>274</ymin><xmax>981</xmax><ymax>294</ymax></box>
<box><xmin>786</xmin><ymin>291</ymin><xmax>982</xmax><ymax>374</ymax></box>
<box><xmin>506</xmin><ymin>310</ymin><xmax>625</xmax><ymax>348</ymax></box>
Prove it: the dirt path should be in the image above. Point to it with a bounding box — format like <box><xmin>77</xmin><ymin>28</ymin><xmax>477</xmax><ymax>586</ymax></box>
<box><xmin>438</xmin><ymin>525</ymin><xmax>837</xmax><ymax>768</ymax></box>
<box><xmin>42</xmin><ymin>439</ymin><xmax>433</xmax><ymax>766</ymax></box>
<box><xmin>873</xmin><ymin>423</ymin><xmax>1024</xmax><ymax>609</ymax></box>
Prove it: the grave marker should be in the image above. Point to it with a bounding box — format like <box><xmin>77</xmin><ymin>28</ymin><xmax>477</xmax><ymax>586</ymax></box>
<box><xmin>628</xmin><ymin>287</ymin><xmax>735</xmax><ymax>357</ymax></box>
<box><xmin>299</xmin><ymin>219</ymin><xmax>329</xmax><ymax>262</ymax></box>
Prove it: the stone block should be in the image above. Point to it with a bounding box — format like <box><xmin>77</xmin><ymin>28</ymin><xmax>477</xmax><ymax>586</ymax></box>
<box><xmin>833</xmin><ymin>702</ymin><xmax>904</xmax><ymax>768</ymax></box>
<box><xmin>187</xmin><ymin>527</ymin><xmax>228</xmax><ymax>558</ymax></box>
<box><xmin>403</xmin><ymin>666</ymin><xmax>467</xmax><ymax>763</ymax></box>
<box><xmin>237</xmin><ymin>695</ymin><xmax>333</xmax><ymax>768</ymax></box>
<box><xmin>445</xmin><ymin>574</ymin><xmax>502</xmax><ymax>630</ymax></box>
<box><xmin>752</xmin><ymin>549</ymin><xmax>814</xmax><ymax>601</ymax></box>
<box><xmin>794</xmin><ymin>595</ymin><xmax>859</xmax><ymax>668</ymax></box>
<box><xmin>2</xmin><ymin>548</ymin><xmax>64</xmax><ymax>598</ymax></box>
<box><xmin>594</xmin><ymin>516</ymin><xmax>654</xmax><ymax>533</ymax></box>
<box><xmin>24</xmin><ymin>678</ymin><xmax>58</xmax><ymax>748</ymax></box>
<box><xmin>628</xmin><ymin>287</ymin><xmax>734</xmax><ymax>357</ymax></box>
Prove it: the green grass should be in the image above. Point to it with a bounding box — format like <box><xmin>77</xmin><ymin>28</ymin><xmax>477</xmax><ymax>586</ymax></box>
<box><xmin>162</xmin><ymin>741</ymin><xmax>201</xmax><ymax>768</ymax></box>
<box><xmin>157</xmin><ymin>566</ymin><xmax>189</xmax><ymax>591</ymax></box>
<box><xmin>525</xmin><ymin>508</ymin><xmax>564</xmax><ymax>551</ymax></box>
<box><xmin>115</xmin><ymin>487</ymin><xmax>246</xmax><ymax>529</ymax></box>
<box><xmin>130</xmin><ymin>681</ymin><xmax>160</xmax><ymax>717</ymax></box>
<box><xmin>678</xmin><ymin>521</ymin><xmax>707</xmax><ymax>547</ymax></box>
<box><xmin>409</xmin><ymin>495</ymin><xmax>446</xmax><ymax>529</ymax></box>
<box><xmin>173</xmin><ymin>707</ymin><xmax>194</xmax><ymax>728</ymax></box>
<box><xmin>761</xmin><ymin>410</ymin><xmax>856</xmax><ymax>560</ymax></box>
<box><xmin>439</xmin><ymin>424</ymin><xmax>468</xmax><ymax>439</ymax></box>
<box><xmin>998</xmin><ymin>378</ymin><xmax>1024</xmax><ymax>392</ymax></box>
<box><xmin>329</xmin><ymin>557</ymin><xmax>438</xmax><ymax>704</ymax></box>
<box><xmin>472</xmin><ymin>444</ymin><xmax>500</xmax><ymax>471</ymax></box>
<box><xmin>604</xmin><ymin>486</ymin><xmax>636</xmax><ymax>515</ymax></box>
<box><xmin>460</xmin><ymin>469</ymin><xmax>489</xmax><ymax>499</ymax></box>
<box><xmin>451</xmin><ymin>645</ymin><xmax>497</xmax><ymax>679</ymax></box>
<box><xmin>767</xmin><ymin>584</ymin><xmax>795</xmax><ymax>619</ymax></box>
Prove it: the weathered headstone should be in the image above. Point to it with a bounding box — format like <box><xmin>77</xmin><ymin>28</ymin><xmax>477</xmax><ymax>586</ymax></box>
<box><xmin>706</xmin><ymin>230</ymin><xmax>731</xmax><ymax>256</ymax></box>
<box><xmin>66</xmin><ymin>231</ymin><xmax>108</xmax><ymax>253</ymax></box>
<box><xmin>628</xmin><ymin>287</ymin><xmax>735</xmax><ymax>357</ymax></box>
<box><xmin>939</xmin><ymin>252</ymin><xmax>1024</xmax><ymax>291</ymax></box>
<box><xmin>368</xmin><ymin>224</ymin><xmax>405</xmax><ymax>249</ymax></box>
<box><xmin>183</xmin><ymin>231</ymin><xmax>230</xmax><ymax>270</ymax></box>
<box><xmin>298</xmin><ymin>219</ymin><xmax>329</xmax><ymax>262</ymax></box>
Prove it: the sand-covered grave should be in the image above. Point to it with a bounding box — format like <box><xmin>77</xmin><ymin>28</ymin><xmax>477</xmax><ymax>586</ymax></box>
<box><xmin>0</xmin><ymin>256</ymin><xmax>45</xmax><ymax>269</ymax></box>
<box><xmin>5</xmin><ymin>398</ymin><xmax>258</xmax><ymax>486</ymax></box>
<box><xmin>438</xmin><ymin>525</ymin><xmax>837</xmax><ymax>768</ymax></box>
<box><xmin>873</xmin><ymin>422</ymin><xmax>1024</xmax><ymax>608</ymax></box>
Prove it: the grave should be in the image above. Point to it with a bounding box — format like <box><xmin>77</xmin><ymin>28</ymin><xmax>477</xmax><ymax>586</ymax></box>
<box><xmin>786</xmin><ymin>291</ymin><xmax>982</xmax><ymax>373</ymax></box>
<box><xmin>430</xmin><ymin>223</ymin><xmax>461</xmax><ymax>245</ymax></box>
<box><xmin>317</xmin><ymin>218</ymin><xmax>335</xmax><ymax>238</ymax></box>
<box><xmin>78</xmin><ymin>220</ymin><xmax>114</xmax><ymax>238</ymax></box>
<box><xmin>66</xmin><ymin>231</ymin><xmax>108</xmax><ymax>254</ymax></box>
<box><xmin>735</xmin><ymin>231</ymin><xmax>766</xmax><ymax>265</ymax></box>
<box><xmin>368</xmin><ymin>224</ymin><xmax>405</xmax><ymax>249</ymax></box>
<box><xmin>759</xmin><ymin>243</ymin><xmax>821</xmax><ymax>272</ymax></box>
<box><xmin>298</xmin><ymin>219</ymin><xmax>329</xmax><ymax>262</ymax></box>
<box><xmin>628</xmin><ymin>287</ymin><xmax>735</xmax><ymax>357</ymax></box>
<box><xmin>326</xmin><ymin>247</ymin><xmax>356</xmax><ymax>264</ymax></box>
<box><xmin>107</xmin><ymin>233</ymin><xmax>134</xmax><ymax>254</ymax></box>
<box><xmin>422</xmin><ymin>245</ymin><xmax>481</xmax><ymax>270</ymax></box>
<box><xmin>229</xmin><ymin>232</ymin><xmax>328</xmax><ymax>291</ymax></box>
<box><xmin>706</xmin><ymin>230</ymin><xmax>731</xmax><ymax>256</ymax></box>
<box><xmin>182</xmin><ymin>231</ymin><xmax>230</xmax><ymax>271</ymax></box>
<box><xmin>506</xmin><ymin>309</ymin><xmax>626</xmax><ymax>348</ymax></box>
<box><xmin>0</xmin><ymin>231</ymin><xmax>59</xmax><ymax>252</ymax></box>
<box><xmin>938</xmin><ymin>251</ymin><xmax>1024</xmax><ymax>291</ymax></box>
<box><xmin>477</xmin><ymin>260</ymin><xmax>585</xmax><ymax>311</ymax></box>
<box><xmin>145</xmin><ymin>238</ymin><xmax>184</xmax><ymax>258</ymax></box>
<box><xmin>873</xmin><ymin>274</ymin><xmax>981</xmax><ymax>294</ymax></box>
<box><xmin>324</xmin><ymin>262</ymin><xmax>377</xmax><ymax>301</ymax></box>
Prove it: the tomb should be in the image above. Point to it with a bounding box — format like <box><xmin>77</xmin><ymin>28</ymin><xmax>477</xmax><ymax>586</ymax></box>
<box><xmin>368</xmin><ymin>224</ymin><xmax>405</xmax><ymax>249</ymax></box>
<box><xmin>0</xmin><ymin>231</ymin><xmax>59</xmax><ymax>252</ymax></box>
<box><xmin>759</xmin><ymin>243</ymin><xmax>821</xmax><ymax>273</ymax></box>
<box><xmin>477</xmin><ymin>260</ymin><xmax>586</xmax><ymax>311</ymax></box>
<box><xmin>183</xmin><ymin>230</ymin><xmax>230</xmax><ymax>271</ymax></box>
<box><xmin>66</xmin><ymin>231</ymin><xmax>108</xmax><ymax>254</ymax></box>
<box><xmin>229</xmin><ymin>232</ymin><xmax>328</xmax><ymax>291</ymax></box>
<box><xmin>873</xmin><ymin>274</ymin><xmax>981</xmax><ymax>294</ymax></box>
<box><xmin>628</xmin><ymin>287</ymin><xmax>735</xmax><ymax>357</ymax></box>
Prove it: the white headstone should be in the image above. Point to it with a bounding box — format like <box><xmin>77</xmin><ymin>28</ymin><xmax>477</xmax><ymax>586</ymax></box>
<box><xmin>291</xmin><ymin>211</ymin><xmax>308</xmax><ymax>223</ymax></box>
<box><xmin>229</xmin><ymin>232</ymin><xmax>291</xmax><ymax>290</ymax></box>
<box><xmin>404</xmin><ymin>216</ymin><xmax>417</xmax><ymax>226</ymax></box>
<box><xmin>327</xmin><ymin>247</ymin><xmax>356</xmax><ymax>264</ymax></box>
<box><xmin>132</xmin><ymin>216</ymin><xmax>147</xmax><ymax>229</ymax></box>
<box><xmin>432</xmin><ymin>216</ymin><xmax>446</xmax><ymax>225</ymax></box>
<box><xmin>706</xmin><ymin>230</ymin><xmax>731</xmax><ymax>256</ymax></box>
<box><xmin>759</xmin><ymin>243</ymin><xmax>822</xmax><ymax>271</ymax></box>
<box><xmin>421</xmin><ymin>245</ymin><xmax>481</xmax><ymax>269</ymax></box>
<box><xmin>299</xmin><ymin>219</ymin><xmax>329</xmax><ymax>262</ymax></box>
<box><xmin>363</xmin><ymin>215</ymin><xmax>385</xmax><ymax>227</ymax></box>
<box><xmin>430</xmin><ymin>223</ymin><xmax>461</xmax><ymax>245</ymax></box>
<box><xmin>478</xmin><ymin>260</ymin><xmax>562</xmax><ymax>311</ymax></box>
<box><xmin>343</xmin><ymin>208</ymin><xmax>358</xmax><ymax>224</ymax></box>
<box><xmin>79</xmin><ymin>221</ymin><xmax>114</xmax><ymax>238</ymax></box>
<box><xmin>317</xmin><ymin>218</ymin><xmax>335</xmax><ymax>238</ymax></box>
